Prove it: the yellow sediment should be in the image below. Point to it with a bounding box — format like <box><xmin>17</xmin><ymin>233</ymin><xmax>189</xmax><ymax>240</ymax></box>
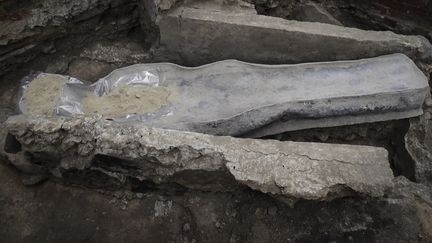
<box><xmin>83</xmin><ymin>85</ymin><xmax>178</xmax><ymax>118</ymax></box>
<box><xmin>21</xmin><ymin>74</ymin><xmax>67</xmax><ymax>116</ymax></box>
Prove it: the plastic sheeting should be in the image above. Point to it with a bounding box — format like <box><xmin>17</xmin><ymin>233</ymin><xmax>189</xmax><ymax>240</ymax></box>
<box><xmin>18</xmin><ymin>54</ymin><xmax>429</xmax><ymax>137</ymax></box>
<box><xmin>56</xmin><ymin>68</ymin><xmax>162</xmax><ymax>117</ymax></box>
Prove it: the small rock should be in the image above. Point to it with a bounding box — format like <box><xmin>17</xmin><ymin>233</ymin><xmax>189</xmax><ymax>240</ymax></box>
<box><xmin>255</xmin><ymin>208</ymin><xmax>265</xmax><ymax>219</ymax></box>
<box><xmin>67</xmin><ymin>59</ymin><xmax>113</xmax><ymax>82</ymax></box>
<box><xmin>159</xmin><ymin>0</ymin><xmax>178</xmax><ymax>10</ymax></box>
<box><xmin>125</xmin><ymin>191</ymin><xmax>134</xmax><ymax>200</ymax></box>
<box><xmin>20</xmin><ymin>174</ymin><xmax>47</xmax><ymax>185</ymax></box>
<box><xmin>268</xmin><ymin>206</ymin><xmax>278</xmax><ymax>216</ymax></box>
<box><xmin>215</xmin><ymin>221</ymin><xmax>221</xmax><ymax>228</ymax></box>
<box><xmin>317</xmin><ymin>133</ymin><xmax>329</xmax><ymax>142</ymax></box>
<box><xmin>425</xmin><ymin>97</ymin><xmax>432</xmax><ymax>107</ymax></box>
<box><xmin>183</xmin><ymin>223</ymin><xmax>191</xmax><ymax>232</ymax></box>
<box><xmin>42</xmin><ymin>42</ymin><xmax>56</xmax><ymax>54</ymax></box>
<box><xmin>113</xmin><ymin>191</ymin><xmax>123</xmax><ymax>199</ymax></box>
<box><xmin>45</xmin><ymin>59</ymin><xmax>69</xmax><ymax>74</ymax></box>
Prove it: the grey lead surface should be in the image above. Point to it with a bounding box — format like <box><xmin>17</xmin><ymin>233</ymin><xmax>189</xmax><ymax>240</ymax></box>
<box><xmin>54</xmin><ymin>53</ymin><xmax>429</xmax><ymax>137</ymax></box>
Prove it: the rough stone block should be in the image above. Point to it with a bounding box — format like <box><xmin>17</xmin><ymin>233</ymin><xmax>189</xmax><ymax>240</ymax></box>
<box><xmin>156</xmin><ymin>4</ymin><xmax>432</xmax><ymax>65</ymax></box>
<box><xmin>5</xmin><ymin>115</ymin><xmax>394</xmax><ymax>202</ymax></box>
<box><xmin>405</xmin><ymin>112</ymin><xmax>432</xmax><ymax>185</ymax></box>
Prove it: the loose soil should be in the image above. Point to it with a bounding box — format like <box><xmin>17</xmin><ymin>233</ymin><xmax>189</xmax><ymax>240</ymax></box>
<box><xmin>21</xmin><ymin>74</ymin><xmax>67</xmax><ymax>116</ymax></box>
<box><xmin>83</xmin><ymin>85</ymin><xmax>179</xmax><ymax>118</ymax></box>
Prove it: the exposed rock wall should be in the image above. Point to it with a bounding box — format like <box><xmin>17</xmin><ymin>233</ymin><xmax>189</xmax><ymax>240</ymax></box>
<box><xmin>406</xmin><ymin>106</ymin><xmax>432</xmax><ymax>185</ymax></box>
<box><xmin>0</xmin><ymin>0</ymin><xmax>142</xmax><ymax>77</ymax></box>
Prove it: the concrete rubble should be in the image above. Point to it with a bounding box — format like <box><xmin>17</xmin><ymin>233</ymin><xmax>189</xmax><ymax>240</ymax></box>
<box><xmin>4</xmin><ymin>115</ymin><xmax>394</xmax><ymax>202</ymax></box>
<box><xmin>156</xmin><ymin>1</ymin><xmax>432</xmax><ymax>65</ymax></box>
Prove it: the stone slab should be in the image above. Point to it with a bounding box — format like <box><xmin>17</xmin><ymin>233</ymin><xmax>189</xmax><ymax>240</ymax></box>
<box><xmin>5</xmin><ymin>115</ymin><xmax>394</xmax><ymax>201</ymax></box>
<box><xmin>156</xmin><ymin>5</ymin><xmax>432</xmax><ymax>65</ymax></box>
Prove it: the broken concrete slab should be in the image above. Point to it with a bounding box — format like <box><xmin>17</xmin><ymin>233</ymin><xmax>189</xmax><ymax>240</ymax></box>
<box><xmin>42</xmin><ymin>54</ymin><xmax>429</xmax><ymax>137</ymax></box>
<box><xmin>5</xmin><ymin>115</ymin><xmax>394</xmax><ymax>201</ymax></box>
<box><xmin>156</xmin><ymin>4</ymin><xmax>432</xmax><ymax>65</ymax></box>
